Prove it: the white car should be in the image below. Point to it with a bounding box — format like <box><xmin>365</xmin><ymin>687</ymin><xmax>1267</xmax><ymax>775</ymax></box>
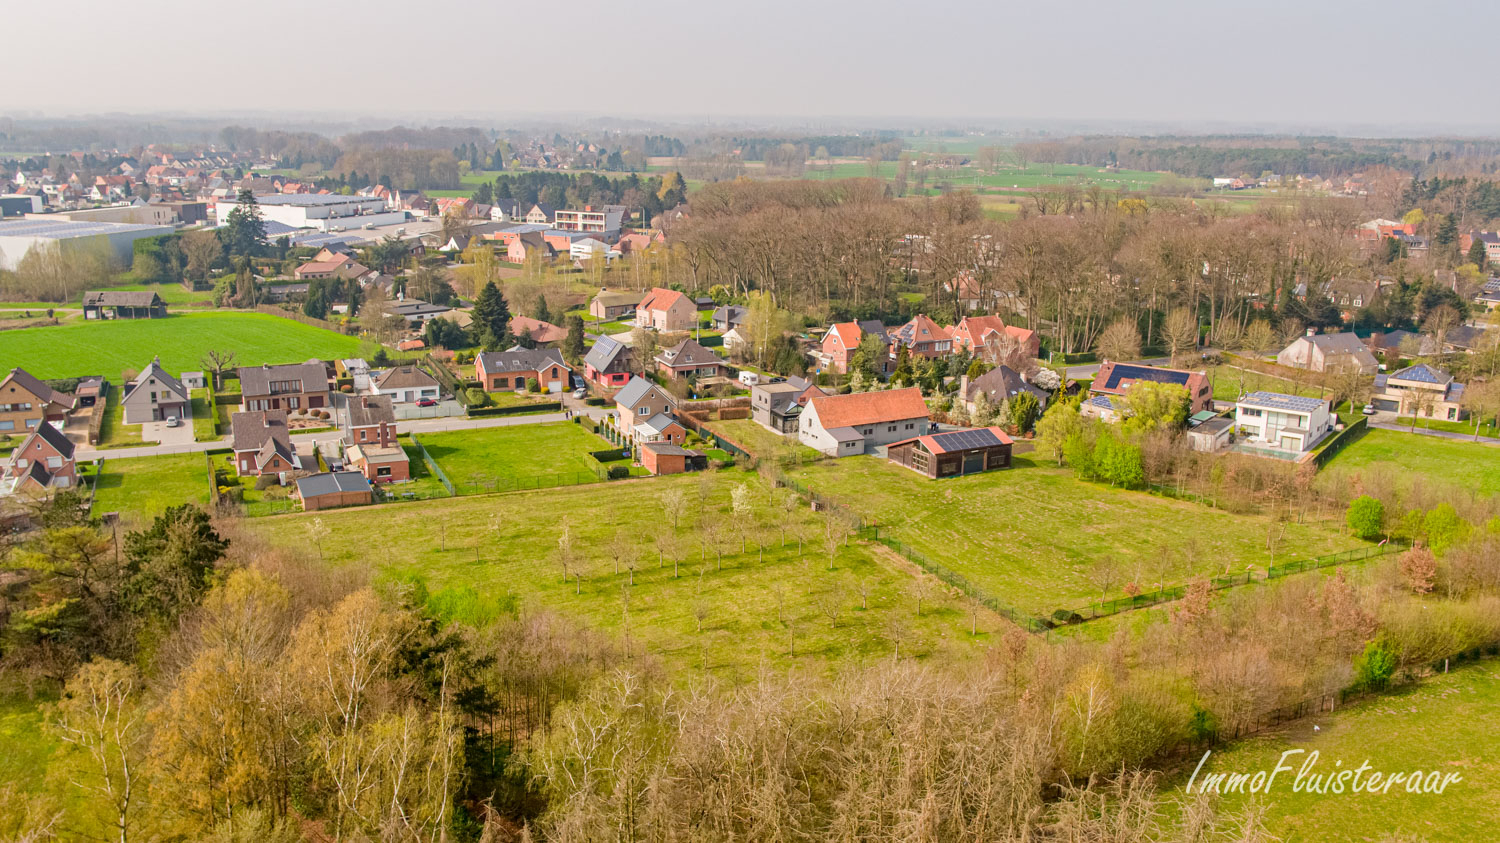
<box><xmin>164</xmin><ymin>415</ymin><xmax>181</xmax><ymax>428</ymax></box>
<box><xmin>1361</xmin><ymin>404</ymin><xmax>1376</xmax><ymax>416</ymax></box>
<box><xmin>572</xmin><ymin>387</ymin><xmax>588</xmax><ymax>399</ymax></box>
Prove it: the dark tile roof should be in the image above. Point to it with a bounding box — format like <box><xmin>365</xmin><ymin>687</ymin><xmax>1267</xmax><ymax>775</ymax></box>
<box><xmin>123</xmin><ymin>357</ymin><xmax>186</xmax><ymax>405</ymax></box>
<box><xmin>374</xmin><ymin>365</ymin><xmax>439</xmax><ymax>391</ymax></box>
<box><xmin>238</xmin><ymin>362</ymin><xmax>329</xmax><ymax>397</ymax></box>
<box><xmin>476</xmin><ymin>347</ymin><xmax>569</xmax><ymax>374</ymax></box>
<box><xmin>656</xmin><ymin>338</ymin><xmax>725</xmax><ymax>368</ymax></box>
<box><xmin>584</xmin><ymin>335</ymin><xmax>629</xmax><ymax>371</ymax></box>
<box><xmin>296</xmin><ymin>471</ymin><xmax>371</xmax><ymax>498</ymax></box>
<box><xmin>82</xmin><ymin>290</ymin><xmax>163</xmax><ymax>308</ymax></box>
<box><xmin>22</xmin><ymin>421</ymin><xmax>76</xmax><ymax>460</ymax></box>
<box><xmin>345</xmin><ymin>394</ymin><xmax>396</xmax><ymax>427</ymax></box>
<box><xmin>614</xmin><ymin>376</ymin><xmax>672</xmax><ymax>410</ymax></box>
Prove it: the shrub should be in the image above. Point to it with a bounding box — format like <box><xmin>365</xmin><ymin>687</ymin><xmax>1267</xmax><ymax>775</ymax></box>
<box><xmin>527</xmin><ymin>378</ymin><xmax>540</xmax><ymax>393</ymax></box>
<box><xmin>1353</xmin><ymin>639</ymin><xmax>1398</xmax><ymax>690</ymax></box>
<box><xmin>1050</xmin><ymin>608</ymin><xmax>1084</xmax><ymax>625</ymax></box>
<box><xmin>585</xmin><ymin>397</ymin><xmax>606</xmax><ymax>406</ymax></box>
<box><xmin>253</xmin><ymin>474</ymin><xmax>278</xmax><ymax>490</ymax></box>
<box><xmin>1345</xmin><ymin>495</ymin><xmax>1385</xmax><ymax>539</ymax></box>
<box><xmin>465</xmin><ymin>388</ymin><xmax>490</xmax><ymax>407</ymax></box>
<box><xmin>607</xmin><ymin>465</ymin><xmax>630</xmax><ymax>480</ymax></box>
<box><xmin>340</xmin><ymin>384</ymin><xmax>353</xmax><ymax>393</ymax></box>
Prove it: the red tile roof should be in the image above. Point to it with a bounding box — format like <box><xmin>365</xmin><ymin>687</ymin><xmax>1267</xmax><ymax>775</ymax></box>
<box><xmin>827</xmin><ymin>321</ymin><xmax>863</xmax><ymax>348</ymax></box>
<box><xmin>509</xmin><ymin>316</ymin><xmax>568</xmax><ymax>344</ymax></box>
<box><xmin>809</xmin><ymin>387</ymin><xmax>928</xmax><ymax>429</ymax></box>
<box><xmin>639</xmin><ymin>287</ymin><xmax>687</xmax><ymax>313</ymax></box>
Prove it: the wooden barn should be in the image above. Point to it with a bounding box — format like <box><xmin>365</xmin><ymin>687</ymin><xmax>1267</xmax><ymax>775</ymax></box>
<box><xmin>886</xmin><ymin>426</ymin><xmax>1012</xmax><ymax>479</ymax></box>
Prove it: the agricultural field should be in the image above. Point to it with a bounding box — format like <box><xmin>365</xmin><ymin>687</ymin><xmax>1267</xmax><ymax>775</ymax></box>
<box><xmin>0</xmin><ymin>312</ymin><xmax>365</xmax><ymax>380</ymax></box>
<box><xmin>1324</xmin><ymin>428</ymin><xmax>1500</xmax><ymax>497</ymax></box>
<box><xmin>787</xmin><ymin>456</ymin><xmax>1362</xmax><ymax>617</ymax></box>
<box><xmin>1170</xmin><ymin>662</ymin><xmax>1500</xmax><ymax>841</ymax></box>
<box><xmin>250</xmin><ymin>470</ymin><xmax>983</xmax><ymax>678</ymax></box>
<box><xmin>416</xmin><ymin>421</ymin><xmax>616</xmax><ymax>493</ymax></box>
<box><xmin>88</xmin><ymin>453</ymin><xmax>211</xmax><ymax>525</ymax></box>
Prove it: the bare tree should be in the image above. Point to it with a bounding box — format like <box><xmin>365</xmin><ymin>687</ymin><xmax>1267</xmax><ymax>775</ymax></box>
<box><xmin>1162</xmin><ymin>308</ymin><xmax>1198</xmax><ymax>365</ymax></box>
<box><xmin>1096</xmin><ymin>318</ymin><xmax>1142</xmax><ymax>363</ymax></box>
<box><xmin>199</xmin><ymin>349</ymin><xmax>238</xmax><ymax>389</ymax></box>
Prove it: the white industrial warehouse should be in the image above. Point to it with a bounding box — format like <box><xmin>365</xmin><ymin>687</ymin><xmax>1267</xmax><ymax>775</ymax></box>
<box><xmin>0</xmin><ymin>219</ymin><xmax>174</xmax><ymax>271</ymax></box>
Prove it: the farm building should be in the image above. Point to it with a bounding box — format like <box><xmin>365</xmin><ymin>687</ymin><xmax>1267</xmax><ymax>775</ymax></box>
<box><xmin>82</xmin><ymin>290</ymin><xmax>168</xmax><ymax>319</ymax></box>
<box><xmin>887</xmin><ymin>426</ymin><xmax>1012</xmax><ymax>478</ymax></box>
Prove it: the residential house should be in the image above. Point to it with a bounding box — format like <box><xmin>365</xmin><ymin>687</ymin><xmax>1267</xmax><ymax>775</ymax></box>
<box><xmin>958</xmin><ymin>365</ymin><xmax>1048</xmax><ymax>415</ymax></box>
<box><xmin>590</xmin><ymin>290</ymin><xmax>640</xmax><ymax>321</ymax></box>
<box><xmin>2</xmin><ymin>423</ymin><xmax>77</xmax><ymax>495</ymax></box>
<box><xmin>230</xmin><ymin>410</ymin><xmax>302</xmax><ymax>476</ymax></box>
<box><xmin>1371</xmin><ymin>363</ymin><xmax>1467</xmax><ymax>421</ymax></box>
<box><xmin>943</xmin><ymin>272</ymin><xmax>986</xmax><ymax>312</ymax></box>
<box><xmin>0</xmin><ymin>368</ymin><xmax>74</xmax><ymax>434</ymax></box>
<box><xmin>342</xmin><ymin>395</ymin><xmax>409</xmax><ymax>484</ymax></box>
<box><xmin>372</xmin><ymin>365</ymin><xmax>441</xmax><ymax>404</ymax></box>
<box><xmin>632</xmin><ymin>413</ymin><xmax>687</xmax><ymax>446</ymax></box>
<box><xmin>635</xmin><ymin>287</ymin><xmax>697</xmax><ymax>331</ymax></box>
<box><xmin>81</xmin><ymin>290</ymin><xmax>166</xmax><ymax>319</ymax></box>
<box><xmin>384</xmin><ymin>298</ymin><xmax>451</xmax><ymax>327</ymax></box>
<box><xmin>710</xmin><ymin>305</ymin><xmax>747</xmax><ymax>332</ymax></box>
<box><xmin>1234</xmin><ymin>392</ymin><xmax>1333</xmax><ymax>453</ymax></box>
<box><xmin>613</xmin><ymin>376</ymin><xmax>677</xmax><ymax>434</ymax></box>
<box><xmin>798</xmin><ymin>387</ymin><xmax>930</xmax><ymax>457</ymax></box>
<box><xmin>1321</xmin><ymin>277</ymin><xmax>1380</xmax><ymax>321</ymax></box>
<box><xmin>238</xmin><ymin>362</ymin><xmax>331</xmax><ymax>412</ymax></box>
<box><xmin>583</xmin><ymin>335</ymin><xmax>636</xmax><ymax>389</ymax></box>
<box><xmin>949</xmin><ymin>315</ymin><xmax>1041</xmax><ymax>361</ymax></box>
<box><xmin>294</xmin><ymin>252</ymin><xmax>369</xmax><ymax>281</ymax></box>
<box><xmin>336</xmin><ymin>359</ymin><xmax>371</xmax><ymax>391</ymax></box>
<box><xmin>640</xmin><ymin>442</ymin><xmax>706</xmax><ymax>476</ymax></box>
<box><xmin>1368</xmin><ymin>329</ymin><xmax>1438</xmax><ymax>359</ymax></box>
<box><xmin>656</xmin><ymin>338</ymin><xmax>728</xmax><ymax>381</ymax></box>
<box><xmin>1461</xmin><ymin>231</ymin><xmax>1500</xmax><ymax>265</ymax></box>
<box><xmin>817</xmin><ymin>320</ymin><xmax>889</xmax><ymax>374</ymax></box>
<box><xmin>509</xmin><ymin>316</ymin><xmax>568</xmax><ymax>346</ymax></box>
<box><xmin>475</xmin><ymin>348</ymin><xmax>572</xmax><ymax>393</ymax></box>
<box><xmin>1090</xmin><ymin>361</ymin><xmax>1213</xmax><ymax>414</ymax></box>
<box><xmin>887</xmin><ymin>426</ymin><xmax>1012</xmax><ymax>478</ymax></box>
<box><xmin>523</xmin><ymin>203</ymin><xmax>556</xmax><ymax>225</ymax></box>
<box><xmin>120</xmin><ymin>357</ymin><xmax>189</xmax><ymax>424</ymax></box>
<box><xmin>507</xmin><ymin>231</ymin><xmax>554</xmax><ymax>263</ymax></box>
<box><xmin>1276</xmin><ymin>331</ymin><xmax>1379</xmax><ymax>374</ymax></box>
<box><xmin>751</xmin><ymin>379</ymin><xmax>825</xmax><ymax>434</ymax></box>
<box><xmin>889</xmin><ymin>314</ymin><xmax>954</xmax><ymax>360</ymax></box>
<box><xmin>553</xmin><ymin>205</ymin><xmax>625</xmax><ymax>235</ymax></box>
<box><xmin>1080</xmin><ymin>394</ymin><xmax>1130</xmax><ymax>423</ymax></box>
<box><xmin>295</xmin><ymin>471</ymin><xmax>373</xmax><ymax>511</ymax></box>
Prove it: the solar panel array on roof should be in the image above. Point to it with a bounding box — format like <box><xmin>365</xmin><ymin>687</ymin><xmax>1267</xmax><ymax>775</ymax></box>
<box><xmin>1240</xmin><ymin>391</ymin><xmax>1327</xmax><ymax>413</ymax></box>
<box><xmin>1390</xmin><ymin>363</ymin><xmax>1448</xmax><ymax>384</ymax></box>
<box><xmin>1102</xmin><ymin>364</ymin><xmax>1190</xmax><ymax>390</ymax></box>
<box><xmin>930</xmin><ymin>428</ymin><xmax>1003</xmax><ymax>452</ymax></box>
<box><xmin>0</xmin><ymin>219</ymin><xmax>168</xmax><ymax>237</ymax></box>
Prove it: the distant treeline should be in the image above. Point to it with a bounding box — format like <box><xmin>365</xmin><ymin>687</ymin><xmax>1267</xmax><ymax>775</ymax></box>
<box><xmin>219</xmin><ymin>126</ymin><xmax>342</xmax><ymax>168</ymax></box>
<box><xmin>339</xmin><ymin>125</ymin><xmax>489</xmax><ymax>150</ymax></box>
<box><xmin>728</xmin><ymin>134</ymin><xmax>904</xmax><ymax>161</ymax></box>
<box><xmin>1402</xmin><ymin>176</ymin><xmax>1500</xmax><ymax>222</ymax></box>
<box><xmin>474</xmin><ymin>171</ymin><xmax>688</xmax><ymax>220</ymax></box>
<box><xmin>1015</xmin><ymin>137</ymin><xmax>1425</xmax><ymax>178</ymax></box>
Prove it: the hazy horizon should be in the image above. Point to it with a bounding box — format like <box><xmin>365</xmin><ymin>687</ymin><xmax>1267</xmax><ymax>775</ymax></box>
<box><xmin>9</xmin><ymin>0</ymin><xmax>1499</xmax><ymax>135</ymax></box>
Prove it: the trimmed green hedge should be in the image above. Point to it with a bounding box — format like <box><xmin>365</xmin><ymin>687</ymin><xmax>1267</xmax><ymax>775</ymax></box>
<box><xmin>589</xmin><ymin>448</ymin><xmax>631</xmax><ymax>462</ymax></box>
<box><xmin>466</xmin><ymin>402</ymin><xmax>562</xmax><ymax>418</ymax></box>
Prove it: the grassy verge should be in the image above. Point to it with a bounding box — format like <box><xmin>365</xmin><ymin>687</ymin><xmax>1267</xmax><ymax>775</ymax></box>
<box><xmin>190</xmin><ymin>388</ymin><xmax>216</xmax><ymax>441</ymax></box>
<box><xmin>703</xmin><ymin>418</ymin><xmax>823</xmax><ymax>462</ymax></box>
<box><xmin>95</xmin><ymin>400</ymin><xmax>144</xmax><ymax>449</ymax></box>
<box><xmin>787</xmin><ymin>455</ymin><xmax>1358</xmax><ymax>616</ymax></box>
<box><xmin>1394</xmin><ymin>415</ymin><xmax>1499</xmax><ymax>439</ymax></box>
<box><xmin>1323</xmin><ymin>427</ymin><xmax>1500</xmax><ymax>496</ymax></box>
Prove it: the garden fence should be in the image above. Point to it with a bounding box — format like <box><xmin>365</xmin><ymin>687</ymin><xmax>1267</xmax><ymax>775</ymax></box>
<box><xmin>1266</xmin><ymin>540</ymin><xmax>1404</xmax><ymax>578</ymax></box>
<box><xmin>86</xmin><ymin>381</ymin><xmax>110</xmax><ymax>445</ymax></box>
<box><xmin>83</xmin><ymin>458</ymin><xmax>103</xmax><ymax>517</ymax></box>
<box><xmin>253</xmin><ymin>304</ymin><xmax>349</xmax><ymax>334</ymax></box>
<box><xmin>447</xmin><ymin>470</ymin><xmax>605</xmax><ymax>496</ymax></box>
<box><xmin>408</xmin><ymin>434</ymin><xmax>456</xmax><ymax>496</ymax></box>
<box><xmin>1312</xmin><ymin>416</ymin><xmax>1369</xmax><ymax>468</ymax></box>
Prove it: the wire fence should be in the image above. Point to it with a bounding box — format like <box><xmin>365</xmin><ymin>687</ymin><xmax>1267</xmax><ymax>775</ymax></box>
<box><xmin>408</xmin><ymin>434</ymin><xmax>455</xmax><ymax>496</ymax></box>
<box><xmin>1312</xmin><ymin>416</ymin><xmax>1370</xmax><ymax>467</ymax></box>
<box><xmin>1266</xmin><ymin>541</ymin><xmax>1404</xmax><ymax>578</ymax></box>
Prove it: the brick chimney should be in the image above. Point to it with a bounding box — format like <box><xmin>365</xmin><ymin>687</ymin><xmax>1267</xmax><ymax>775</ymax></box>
<box><xmin>379</xmin><ymin>421</ymin><xmax>393</xmax><ymax>448</ymax></box>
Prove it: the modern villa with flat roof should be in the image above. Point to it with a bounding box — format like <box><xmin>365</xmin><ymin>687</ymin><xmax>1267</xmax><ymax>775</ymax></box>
<box><xmin>1233</xmin><ymin>391</ymin><xmax>1333</xmax><ymax>454</ymax></box>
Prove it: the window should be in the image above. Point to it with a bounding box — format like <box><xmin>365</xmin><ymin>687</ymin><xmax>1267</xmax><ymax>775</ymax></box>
<box><xmin>905</xmin><ymin>423</ymin><xmax>915</xmax><ymax>430</ymax></box>
<box><xmin>1241</xmin><ymin>407</ymin><xmax>1262</xmax><ymax>418</ymax></box>
<box><xmin>496</xmin><ymin>377</ymin><xmax>509</xmax><ymax>388</ymax></box>
<box><xmin>888</xmin><ymin>425</ymin><xmax>897</xmax><ymax>432</ymax></box>
<box><xmin>46</xmin><ymin>457</ymin><xmax>61</xmax><ymax>469</ymax></box>
<box><xmin>0</xmin><ymin>421</ymin><xmax>11</xmax><ymax>431</ymax></box>
<box><xmin>25</xmin><ymin>419</ymin><xmax>37</xmax><ymax>428</ymax></box>
<box><xmin>285</xmin><ymin>397</ymin><xmax>300</xmax><ymax>410</ymax></box>
<box><xmin>638</xmin><ymin>406</ymin><xmax>648</xmax><ymax>414</ymax></box>
<box><xmin>377</xmin><ymin>466</ymin><xmax>392</xmax><ymax>477</ymax></box>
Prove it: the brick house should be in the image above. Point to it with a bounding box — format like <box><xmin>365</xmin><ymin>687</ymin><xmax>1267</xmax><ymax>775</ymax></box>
<box><xmin>508</xmin><ymin>316</ymin><xmax>568</xmax><ymax>346</ymax></box>
<box><xmin>238</xmin><ymin>362</ymin><xmax>332</xmax><ymax>413</ymax></box>
<box><xmin>1090</xmin><ymin>361</ymin><xmax>1213</xmax><ymax>415</ymax></box>
<box><xmin>613</xmin><ymin>376</ymin><xmax>677</xmax><ymax>435</ymax></box>
<box><xmin>798</xmin><ymin>387</ymin><xmax>931</xmax><ymax>457</ymax></box>
<box><xmin>655</xmin><ymin>338</ymin><xmax>728</xmax><ymax>381</ymax></box>
<box><xmin>640</xmin><ymin>442</ymin><xmax>707</xmax><ymax>476</ymax></box>
<box><xmin>295</xmin><ymin>471</ymin><xmax>373</xmax><ymax>511</ymax></box>
<box><xmin>230</xmin><ymin>410</ymin><xmax>302</xmax><ymax>477</ymax></box>
<box><xmin>3</xmin><ymin>423</ymin><xmax>78</xmax><ymax>494</ymax></box>
<box><xmin>475</xmin><ymin>348</ymin><xmax>572</xmax><ymax>393</ymax></box>
<box><xmin>583</xmin><ymin>335</ymin><xmax>636</xmax><ymax>389</ymax></box>
<box><xmin>949</xmin><ymin>315</ymin><xmax>1040</xmax><ymax>360</ymax></box>
<box><xmin>635</xmin><ymin>287</ymin><xmax>697</xmax><ymax>331</ymax></box>
<box><xmin>632</xmin><ymin>413</ymin><xmax>687</xmax><ymax>446</ymax></box>
<box><xmin>889</xmin><ymin>314</ymin><xmax>954</xmax><ymax>360</ymax></box>
<box><xmin>342</xmin><ymin>395</ymin><xmax>409</xmax><ymax>484</ymax></box>
<box><xmin>817</xmin><ymin>321</ymin><xmax>888</xmax><ymax>374</ymax></box>
<box><xmin>0</xmin><ymin>367</ymin><xmax>75</xmax><ymax>435</ymax></box>
<box><xmin>751</xmin><ymin>378</ymin><xmax>825</xmax><ymax>433</ymax></box>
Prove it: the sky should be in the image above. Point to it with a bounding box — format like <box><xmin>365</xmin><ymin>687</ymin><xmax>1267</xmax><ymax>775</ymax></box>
<box><xmin>8</xmin><ymin>0</ymin><xmax>1498</xmax><ymax>134</ymax></box>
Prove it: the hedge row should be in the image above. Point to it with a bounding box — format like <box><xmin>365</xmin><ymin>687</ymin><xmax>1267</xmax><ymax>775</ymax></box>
<box><xmin>467</xmin><ymin>402</ymin><xmax>562</xmax><ymax>418</ymax></box>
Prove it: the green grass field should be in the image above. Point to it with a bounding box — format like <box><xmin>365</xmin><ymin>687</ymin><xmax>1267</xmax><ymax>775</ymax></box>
<box><xmin>1394</xmin><ymin>415</ymin><xmax>1500</xmax><ymax>439</ymax></box>
<box><xmin>0</xmin><ymin>312</ymin><xmax>365</xmax><ymax>380</ymax></box>
<box><xmin>1324</xmin><ymin>428</ymin><xmax>1500</xmax><ymax>496</ymax></box>
<box><xmin>788</xmin><ymin>456</ymin><xmax>1360</xmax><ymax>616</ymax></box>
<box><xmin>1171</xmin><ymin>662</ymin><xmax>1500</xmax><ymax>840</ymax></box>
<box><xmin>0</xmin><ymin>692</ymin><xmax>61</xmax><ymax>800</ymax></box>
<box><xmin>95</xmin><ymin>399</ymin><xmax>145</xmax><ymax>449</ymax></box>
<box><xmin>703</xmin><ymin>418</ymin><xmax>823</xmax><ymax>462</ymax></box>
<box><xmin>416</xmin><ymin>422</ymin><xmax>614</xmax><ymax>493</ymax></box>
<box><xmin>89</xmin><ymin>453</ymin><xmax>211</xmax><ymax>525</ymax></box>
<box><xmin>250</xmin><ymin>470</ymin><xmax>983</xmax><ymax>677</ymax></box>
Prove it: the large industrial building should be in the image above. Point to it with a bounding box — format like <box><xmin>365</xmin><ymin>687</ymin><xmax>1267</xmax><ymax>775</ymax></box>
<box><xmin>213</xmin><ymin>193</ymin><xmax>407</xmax><ymax>232</ymax></box>
<box><xmin>0</xmin><ymin>219</ymin><xmax>173</xmax><ymax>271</ymax></box>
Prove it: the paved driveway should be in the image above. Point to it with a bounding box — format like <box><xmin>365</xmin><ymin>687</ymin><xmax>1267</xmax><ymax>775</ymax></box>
<box><xmin>141</xmin><ymin>417</ymin><xmax>195</xmax><ymax>446</ymax></box>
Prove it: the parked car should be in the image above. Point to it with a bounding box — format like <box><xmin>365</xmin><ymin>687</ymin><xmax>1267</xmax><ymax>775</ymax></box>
<box><xmin>572</xmin><ymin>387</ymin><xmax>588</xmax><ymax>399</ymax></box>
<box><xmin>164</xmin><ymin>415</ymin><xmax>181</xmax><ymax>428</ymax></box>
<box><xmin>1361</xmin><ymin>404</ymin><xmax>1376</xmax><ymax>415</ymax></box>
<box><xmin>417</xmin><ymin>398</ymin><xmax>438</xmax><ymax>407</ymax></box>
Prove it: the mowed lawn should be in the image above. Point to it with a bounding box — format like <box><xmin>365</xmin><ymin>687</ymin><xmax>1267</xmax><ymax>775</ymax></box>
<box><xmin>250</xmin><ymin>471</ymin><xmax>983</xmax><ymax>677</ymax></box>
<box><xmin>417</xmin><ymin>422</ymin><xmax>613</xmax><ymax>493</ymax></box>
<box><xmin>1325</xmin><ymin>428</ymin><xmax>1500</xmax><ymax>497</ymax></box>
<box><xmin>89</xmin><ymin>453</ymin><xmax>210</xmax><ymax>525</ymax></box>
<box><xmin>788</xmin><ymin>456</ymin><xmax>1359</xmax><ymax>616</ymax></box>
<box><xmin>0</xmin><ymin>311</ymin><xmax>364</xmax><ymax>379</ymax></box>
<box><xmin>1170</xmin><ymin>663</ymin><xmax>1500</xmax><ymax>841</ymax></box>
<box><xmin>704</xmin><ymin>418</ymin><xmax>823</xmax><ymax>462</ymax></box>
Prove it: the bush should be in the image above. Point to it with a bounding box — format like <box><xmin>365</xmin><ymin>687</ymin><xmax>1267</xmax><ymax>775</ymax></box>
<box><xmin>527</xmin><ymin>377</ymin><xmax>541</xmax><ymax>393</ymax></box>
<box><xmin>1050</xmin><ymin>608</ymin><xmax>1084</xmax><ymax>625</ymax></box>
<box><xmin>1353</xmin><ymin>639</ymin><xmax>1398</xmax><ymax>690</ymax></box>
<box><xmin>253</xmin><ymin>474</ymin><xmax>279</xmax><ymax>491</ymax></box>
<box><xmin>607</xmin><ymin>465</ymin><xmax>630</xmax><ymax>480</ymax></box>
<box><xmin>465</xmin><ymin>388</ymin><xmax>490</xmax><ymax>407</ymax></box>
<box><xmin>585</xmin><ymin>397</ymin><xmax>606</xmax><ymax>406</ymax></box>
<box><xmin>1345</xmin><ymin>495</ymin><xmax>1385</xmax><ymax>539</ymax></box>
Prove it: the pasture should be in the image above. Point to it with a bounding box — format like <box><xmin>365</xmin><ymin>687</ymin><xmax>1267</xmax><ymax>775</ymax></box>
<box><xmin>0</xmin><ymin>312</ymin><xmax>364</xmax><ymax>380</ymax></box>
<box><xmin>1171</xmin><ymin>662</ymin><xmax>1500</xmax><ymax>840</ymax></box>
<box><xmin>787</xmin><ymin>456</ymin><xmax>1360</xmax><ymax>616</ymax></box>
<box><xmin>1324</xmin><ymin>427</ymin><xmax>1500</xmax><ymax>497</ymax></box>
<box><xmin>416</xmin><ymin>421</ymin><xmax>616</xmax><ymax>493</ymax></box>
<box><xmin>250</xmin><ymin>470</ymin><xmax>984</xmax><ymax>677</ymax></box>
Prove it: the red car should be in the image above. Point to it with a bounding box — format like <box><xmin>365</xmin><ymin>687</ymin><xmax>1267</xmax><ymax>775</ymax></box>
<box><xmin>416</xmin><ymin>398</ymin><xmax>438</xmax><ymax>407</ymax></box>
